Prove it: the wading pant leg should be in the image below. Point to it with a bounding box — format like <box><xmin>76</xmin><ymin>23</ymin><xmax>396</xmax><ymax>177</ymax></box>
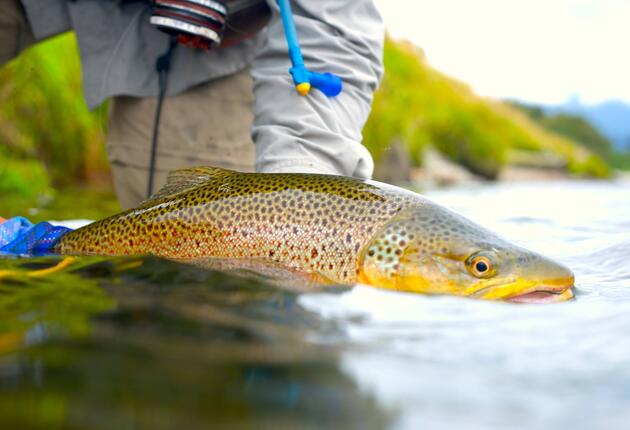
<box><xmin>106</xmin><ymin>68</ymin><xmax>255</xmax><ymax>209</ymax></box>
<box><xmin>0</xmin><ymin>0</ymin><xmax>36</xmax><ymax>66</ymax></box>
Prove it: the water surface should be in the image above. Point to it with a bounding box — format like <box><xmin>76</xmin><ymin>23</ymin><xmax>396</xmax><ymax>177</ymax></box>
<box><xmin>302</xmin><ymin>180</ymin><xmax>630</xmax><ymax>430</ymax></box>
<box><xmin>1</xmin><ymin>180</ymin><xmax>628</xmax><ymax>429</ymax></box>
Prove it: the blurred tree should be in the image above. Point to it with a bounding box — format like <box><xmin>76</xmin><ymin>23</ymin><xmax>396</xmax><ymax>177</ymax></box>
<box><xmin>0</xmin><ymin>32</ymin><xmax>109</xmax><ymax>190</ymax></box>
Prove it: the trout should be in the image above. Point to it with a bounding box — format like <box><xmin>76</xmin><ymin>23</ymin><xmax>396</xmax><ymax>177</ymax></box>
<box><xmin>56</xmin><ymin>167</ymin><xmax>575</xmax><ymax>303</ymax></box>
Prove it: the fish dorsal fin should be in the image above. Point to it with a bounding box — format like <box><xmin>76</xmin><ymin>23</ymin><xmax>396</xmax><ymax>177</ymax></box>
<box><xmin>141</xmin><ymin>166</ymin><xmax>236</xmax><ymax>205</ymax></box>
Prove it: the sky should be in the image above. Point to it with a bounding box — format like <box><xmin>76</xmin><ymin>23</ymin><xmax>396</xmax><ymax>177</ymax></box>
<box><xmin>373</xmin><ymin>0</ymin><xmax>630</xmax><ymax>105</ymax></box>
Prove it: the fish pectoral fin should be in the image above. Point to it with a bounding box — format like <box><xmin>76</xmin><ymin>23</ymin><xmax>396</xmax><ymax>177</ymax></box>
<box><xmin>142</xmin><ymin>166</ymin><xmax>237</xmax><ymax>204</ymax></box>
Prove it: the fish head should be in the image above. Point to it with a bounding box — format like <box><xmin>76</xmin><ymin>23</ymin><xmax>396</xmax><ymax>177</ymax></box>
<box><xmin>358</xmin><ymin>205</ymin><xmax>575</xmax><ymax>303</ymax></box>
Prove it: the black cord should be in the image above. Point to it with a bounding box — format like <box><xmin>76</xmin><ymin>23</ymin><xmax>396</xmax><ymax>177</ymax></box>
<box><xmin>147</xmin><ymin>36</ymin><xmax>178</xmax><ymax>198</ymax></box>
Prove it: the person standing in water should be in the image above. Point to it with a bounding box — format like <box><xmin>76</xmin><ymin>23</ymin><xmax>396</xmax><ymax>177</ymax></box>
<box><xmin>1</xmin><ymin>0</ymin><xmax>385</xmax><ymax>209</ymax></box>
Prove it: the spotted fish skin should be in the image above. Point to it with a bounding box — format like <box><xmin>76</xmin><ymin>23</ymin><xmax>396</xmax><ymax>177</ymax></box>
<box><xmin>56</xmin><ymin>168</ymin><xmax>424</xmax><ymax>284</ymax></box>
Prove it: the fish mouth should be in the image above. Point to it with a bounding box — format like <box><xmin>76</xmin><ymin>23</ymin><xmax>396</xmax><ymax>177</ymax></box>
<box><xmin>506</xmin><ymin>277</ymin><xmax>575</xmax><ymax>304</ymax></box>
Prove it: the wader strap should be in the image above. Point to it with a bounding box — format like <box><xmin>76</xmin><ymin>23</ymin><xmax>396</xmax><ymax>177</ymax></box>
<box><xmin>147</xmin><ymin>36</ymin><xmax>178</xmax><ymax>198</ymax></box>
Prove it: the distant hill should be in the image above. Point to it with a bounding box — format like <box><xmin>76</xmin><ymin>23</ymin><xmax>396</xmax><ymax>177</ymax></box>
<box><xmin>362</xmin><ymin>39</ymin><xmax>610</xmax><ymax>179</ymax></box>
<box><xmin>546</xmin><ymin>97</ymin><xmax>630</xmax><ymax>151</ymax></box>
<box><xmin>509</xmin><ymin>101</ymin><xmax>613</xmax><ymax>158</ymax></box>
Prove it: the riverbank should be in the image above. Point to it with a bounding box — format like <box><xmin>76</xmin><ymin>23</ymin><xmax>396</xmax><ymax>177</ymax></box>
<box><xmin>375</xmin><ymin>143</ymin><xmax>628</xmax><ymax>189</ymax></box>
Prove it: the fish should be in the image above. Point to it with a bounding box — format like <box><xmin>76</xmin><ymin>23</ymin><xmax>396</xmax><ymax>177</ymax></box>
<box><xmin>55</xmin><ymin>167</ymin><xmax>575</xmax><ymax>303</ymax></box>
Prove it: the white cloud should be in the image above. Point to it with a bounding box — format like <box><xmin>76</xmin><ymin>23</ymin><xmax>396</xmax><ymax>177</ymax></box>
<box><xmin>374</xmin><ymin>0</ymin><xmax>630</xmax><ymax>104</ymax></box>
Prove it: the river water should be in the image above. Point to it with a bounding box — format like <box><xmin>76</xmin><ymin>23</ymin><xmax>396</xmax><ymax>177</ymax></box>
<box><xmin>1</xmin><ymin>180</ymin><xmax>629</xmax><ymax>429</ymax></box>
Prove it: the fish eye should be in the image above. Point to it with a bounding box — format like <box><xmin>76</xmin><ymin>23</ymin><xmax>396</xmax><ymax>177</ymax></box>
<box><xmin>467</xmin><ymin>254</ymin><xmax>494</xmax><ymax>278</ymax></box>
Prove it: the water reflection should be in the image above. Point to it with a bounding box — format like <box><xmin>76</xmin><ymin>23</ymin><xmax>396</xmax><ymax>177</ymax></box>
<box><xmin>0</xmin><ymin>256</ymin><xmax>391</xmax><ymax>429</ymax></box>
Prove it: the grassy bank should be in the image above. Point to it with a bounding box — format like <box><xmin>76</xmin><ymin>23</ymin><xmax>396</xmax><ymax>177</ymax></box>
<box><xmin>510</xmin><ymin>101</ymin><xmax>630</xmax><ymax>171</ymax></box>
<box><xmin>0</xmin><ymin>33</ymin><xmax>109</xmax><ymax>200</ymax></box>
<box><xmin>363</xmin><ymin>39</ymin><xmax>610</xmax><ymax>179</ymax></box>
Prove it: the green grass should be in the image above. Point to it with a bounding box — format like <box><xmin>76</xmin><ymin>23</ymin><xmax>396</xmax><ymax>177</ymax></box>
<box><xmin>610</xmin><ymin>151</ymin><xmax>630</xmax><ymax>170</ymax></box>
<box><xmin>510</xmin><ymin>100</ymin><xmax>630</xmax><ymax>172</ymax></box>
<box><xmin>509</xmin><ymin>100</ymin><xmax>614</xmax><ymax>158</ymax></box>
<box><xmin>0</xmin><ymin>152</ymin><xmax>50</xmax><ymax>199</ymax></box>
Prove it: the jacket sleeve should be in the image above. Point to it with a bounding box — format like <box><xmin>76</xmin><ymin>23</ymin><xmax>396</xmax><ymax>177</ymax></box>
<box><xmin>251</xmin><ymin>0</ymin><xmax>385</xmax><ymax>179</ymax></box>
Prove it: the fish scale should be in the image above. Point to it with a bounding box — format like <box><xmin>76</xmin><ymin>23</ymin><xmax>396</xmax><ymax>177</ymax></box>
<box><xmin>56</xmin><ymin>167</ymin><xmax>420</xmax><ymax>284</ymax></box>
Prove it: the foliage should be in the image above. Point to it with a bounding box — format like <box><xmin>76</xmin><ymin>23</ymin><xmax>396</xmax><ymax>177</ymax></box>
<box><xmin>609</xmin><ymin>151</ymin><xmax>630</xmax><ymax>170</ymax></box>
<box><xmin>541</xmin><ymin>115</ymin><xmax>612</xmax><ymax>158</ymax></box>
<box><xmin>363</xmin><ymin>39</ymin><xmax>611</xmax><ymax>178</ymax></box>
<box><xmin>510</xmin><ymin>101</ymin><xmax>613</xmax><ymax>158</ymax></box>
<box><xmin>511</xmin><ymin>100</ymin><xmax>630</xmax><ymax>171</ymax></box>
<box><xmin>0</xmin><ymin>32</ymin><xmax>109</xmax><ymax>189</ymax></box>
<box><xmin>0</xmin><ymin>150</ymin><xmax>50</xmax><ymax>199</ymax></box>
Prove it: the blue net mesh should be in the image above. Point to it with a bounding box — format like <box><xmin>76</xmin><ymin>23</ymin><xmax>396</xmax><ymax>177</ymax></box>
<box><xmin>0</xmin><ymin>217</ymin><xmax>32</xmax><ymax>246</ymax></box>
<box><xmin>0</xmin><ymin>218</ymin><xmax>72</xmax><ymax>256</ymax></box>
